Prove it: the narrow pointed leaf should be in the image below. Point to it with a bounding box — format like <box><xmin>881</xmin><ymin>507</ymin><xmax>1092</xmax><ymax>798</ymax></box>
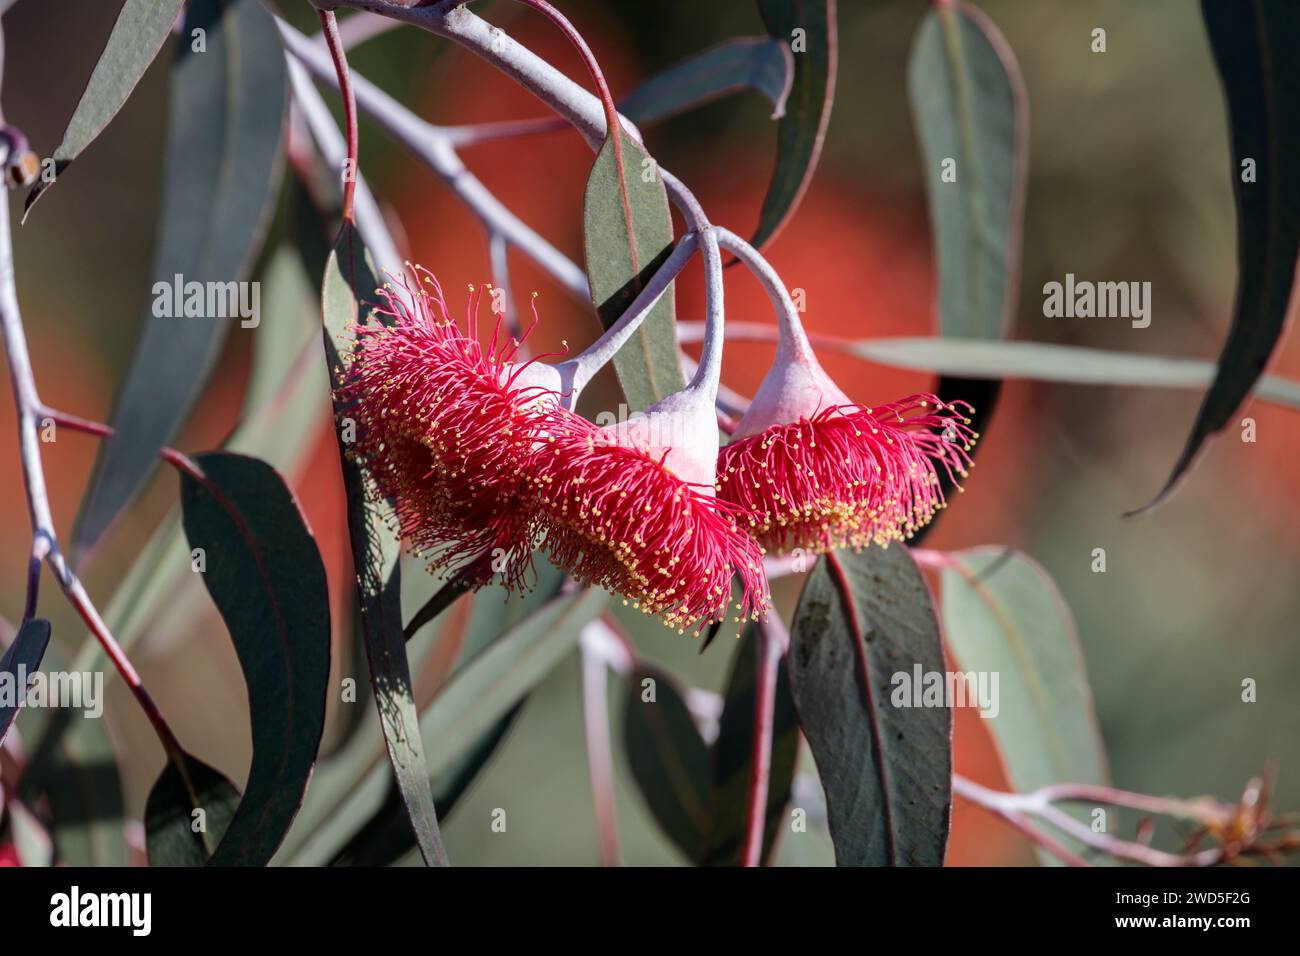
<box><xmin>322</xmin><ymin>222</ymin><xmax>450</xmax><ymax>867</ymax></box>
<box><xmin>939</xmin><ymin>547</ymin><xmax>1107</xmax><ymax>865</ymax></box>
<box><xmin>1134</xmin><ymin>0</ymin><xmax>1300</xmax><ymax>513</ymax></box>
<box><xmin>907</xmin><ymin>1</ymin><xmax>1026</xmax><ymax>540</ymax></box>
<box><xmin>750</xmin><ymin>0</ymin><xmax>837</xmax><ymax>251</ymax></box>
<box><xmin>939</xmin><ymin>547</ymin><xmax>1107</xmax><ymax>792</ymax></box>
<box><xmin>403</xmin><ymin>573</ymin><xmax>476</xmax><ymax>644</ymax></box>
<box><xmin>74</xmin><ymin>0</ymin><xmax>286</xmax><ymax>557</ymax></box>
<box><xmin>845</xmin><ymin>336</ymin><xmax>1300</xmax><ymax>409</ymax></box>
<box><xmin>23</xmin><ymin>0</ymin><xmax>185</xmax><ymax>214</ymax></box>
<box><xmin>177</xmin><ymin>451</ymin><xmax>330</xmax><ymax>866</ymax></box>
<box><xmin>583</xmin><ymin>130</ymin><xmax>683</xmax><ymax>412</ymax></box>
<box><xmin>788</xmin><ymin>550</ymin><xmax>951</xmax><ymax>866</ymax></box>
<box><xmin>908</xmin><ymin>1</ymin><xmax>1026</xmax><ymax>342</ymax></box>
<box><xmin>620</xmin><ymin>37</ymin><xmax>793</xmax><ymax>127</ymax></box>
<box><xmin>0</xmin><ymin>619</ymin><xmax>51</xmax><ymax>744</ymax></box>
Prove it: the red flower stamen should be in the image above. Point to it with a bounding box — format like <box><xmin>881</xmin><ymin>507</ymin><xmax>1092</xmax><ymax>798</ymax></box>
<box><xmin>529</xmin><ymin>410</ymin><xmax>770</xmax><ymax>634</ymax></box>
<box><xmin>337</xmin><ymin>269</ymin><xmax>557</xmax><ymax>588</ymax></box>
<box><xmin>717</xmin><ymin>395</ymin><xmax>977</xmax><ymax>554</ymax></box>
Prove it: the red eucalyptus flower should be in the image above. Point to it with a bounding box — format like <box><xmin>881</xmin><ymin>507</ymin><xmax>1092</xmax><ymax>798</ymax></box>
<box><xmin>339</xmin><ymin>270</ymin><xmax>559</xmax><ymax>588</ymax></box>
<box><xmin>716</xmin><ymin>315</ymin><xmax>976</xmax><ymax>555</ymax></box>
<box><xmin>339</xmin><ymin>244</ymin><xmax>775</xmax><ymax>633</ymax></box>
<box><xmin>530</xmin><ymin>378</ymin><xmax>770</xmax><ymax>634</ymax></box>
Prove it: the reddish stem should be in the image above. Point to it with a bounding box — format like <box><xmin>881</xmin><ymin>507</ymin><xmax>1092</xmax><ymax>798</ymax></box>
<box><xmin>0</xmin><ymin>155</ymin><xmax>187</xmax><ymax>771</ymax></box>
<box><xmin>993</xmin><ymin>807</ymin><xmax>1090</xmax><ymax>867</ymax></box>
<box><xmin>510</xmin><ymin>1</ymin><xmax>638</xmax><ymax>260</ymax></box>
<box><xmin>580</xmin><ymin>639</ymin><xmax>620</xmax><ymax>866</ymax></box>
<box><xmin>159</xmin><ymin>446</ymin><xmax>205</xmax><ymax>482</ymax></box>
<box><xmin>740</xmin><ymin>621</ymin><xmax>780</xmax><ymax>867</ymax></box>
<box><xmin>63</xmin><ymin>573</ymin><xmax>184</xmax><ymax>762</ymax></box>
<box><xmin>38</xmin><ymin>406</ymin><xmax>114</xmax><ymax>439</ymax></box>
<box><xmin>318</xmin><ymin>9</ymin><xmax>359</xmax><ymax>224</ymax></box>
<box><xmin>43</xmin><ymin>407</ymin><xmax>194</xmax><ymax>471</ymax></box>
<box><xmin>511</xmin><ymin>1</ymin><xmax>622</xmax><ymax>146</ymax></box>
<box><xmin>22</xmin><ymin>410</ymin><xmax>201</xmax><ymax>763</ymax></box>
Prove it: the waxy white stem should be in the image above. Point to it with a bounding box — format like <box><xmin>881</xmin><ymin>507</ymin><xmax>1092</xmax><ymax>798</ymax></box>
<box><xmin>714</xmin><ymin>226</ymin><xmax>813</xmax><ymax>364</ymax></box>
<box><xmin>558</xmin><ymin>232</ymin><xmax>699</xmax><ymax>403</ymax></box>
<box><xmin>284</xmin><ymin>53</ymin><xmax>404</xmax><ymax>272</ymax></box>
<box><xmin>280</xmin><ymin>17</ymin><xmax>590</xmax><ymax>299</ymax></box>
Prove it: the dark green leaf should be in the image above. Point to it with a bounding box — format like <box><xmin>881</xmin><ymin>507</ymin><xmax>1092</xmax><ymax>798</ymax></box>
<box><xmin>750</xmin><ymin>0</ymin><xmax>837</xmax><ymax>251</ymax></box>
<box><xmin>1134</xmin><ymin>0</ymin><xmax>1300</xmax><ymax>513</ymax></box>
<box><xmin>788</xmin><ymin>550</ymin><xmax>951</xmax><ymax>866</ymax></box>
<box><xmin>23</xmin><ymin>0</ymin><xmax>186</xmax><ymax>214</ymax></box>
<box><xmin>622</xmin><ymin>664</ymin><xmax>711</xmax><ymax>861</ymax></box>
<box><xmin>700</xmin><ymin>624</ymin><xmax>798</xmax><ymax>866</ymax></box>
<box><xmin>178</xmin><ymin>451</ymin><xmax>330</xmax><ymax>866</ymax></box>
<box><xmin>0</xmin><ymin>619</ymin><xmax>51</xmax><ymax>744</ymax></box>
<box><xmin>74</xmin><ymin>0</ymin><xmax>287</xmax><ymax>557</ymax></box>
<box><xmin>403</xmin><ymin>573</ymin><xmax>476</xmax><ymax>644</ymax></box>
<box><xmin>620</xmin><ymin>37</ymin><xmax>793</xmax><ymax>127</ymax></box>
<box><xmin>583</xmin><ymin>130</ymin><xmax>683</xmax><ymax>412</ymax></box>
<box><xmin>322</xmin><ymin>223</ymin><xmax>449</xmax><ymax>867</ymax></box>
<box><xmin>144</xmin><ymin>752</ymin><xmax>239</xmax><ymax>866</ymax></box>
